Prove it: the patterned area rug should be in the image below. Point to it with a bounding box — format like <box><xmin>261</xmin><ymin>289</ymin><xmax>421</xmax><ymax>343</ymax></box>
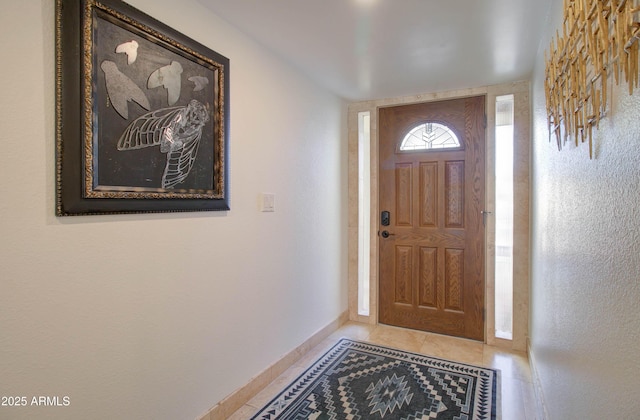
<box><xmin>251</xmin><ymin>338</ymin><xmax>500</xmax><ymax>419</ymax></box>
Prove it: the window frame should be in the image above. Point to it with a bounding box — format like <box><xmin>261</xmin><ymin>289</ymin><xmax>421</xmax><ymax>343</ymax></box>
<box><xmin>396</xmin><ymin>120</ymin><xmax>464</xmax><ymax>153</ymax></box>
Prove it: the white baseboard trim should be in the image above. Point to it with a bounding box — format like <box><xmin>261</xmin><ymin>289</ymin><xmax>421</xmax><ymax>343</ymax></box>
<box><xmin>528</xmin><ymin>344</ymin><xmax>550</xmax><ymax>420</ymax></box>
<box><xmin>198</xmin><ymin>311</ymin><xmax>349</xmax><ymax>420</ymax></box>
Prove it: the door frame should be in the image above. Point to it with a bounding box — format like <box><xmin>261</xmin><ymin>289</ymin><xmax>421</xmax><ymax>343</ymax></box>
<box><xmin>347</xmin><ymin>81</ymin><xmax>530</xmax><ymax>351</ymax></box>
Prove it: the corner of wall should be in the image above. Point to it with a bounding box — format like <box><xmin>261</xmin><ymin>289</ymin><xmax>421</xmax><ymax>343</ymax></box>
<box><xmin>527</xmin><ymin>344</ymin><xmax>549</xmax><ymax>420</ymax></box>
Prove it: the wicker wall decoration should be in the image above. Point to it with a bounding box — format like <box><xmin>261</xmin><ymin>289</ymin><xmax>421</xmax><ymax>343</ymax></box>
<box><xmin>545</xmin><ymin>0</ymin><xmax>640</xmax><ymax>157</ymax></box>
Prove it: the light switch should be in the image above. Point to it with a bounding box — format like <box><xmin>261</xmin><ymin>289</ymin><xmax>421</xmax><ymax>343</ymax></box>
<box><xmin>260</xmin><ymin>193</ymin><xmax>275</xmax><ymax>212</ymax></box>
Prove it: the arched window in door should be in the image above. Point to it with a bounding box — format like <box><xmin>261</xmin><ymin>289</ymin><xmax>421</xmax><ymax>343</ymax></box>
<box><xmin>399</xmin><ymin>122</ymin><xmax>461</xmax><ymax>151</ymax></box>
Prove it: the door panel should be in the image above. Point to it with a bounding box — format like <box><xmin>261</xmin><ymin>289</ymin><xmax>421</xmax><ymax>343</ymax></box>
<box><xmin>419</xmin><ymin>162</ymin><xmax>437</xmax><ymax>227</ymax></box>
<box><xmin>395</xmin><ymin>246</ymin><xmax>413</xmax><ymax>304</ymax></box>
<box><xmin>444</xmin><ymin>248</ymin><xmax>464</xmax><ymax>311</ymax></box>
<box><xmin>378</xmin><ymin>96</ymin><xmax>485</xmax><ymax>341</ymax></box>
<box><xmin>396</xmin><ymin>163</ymin><xmax>413</xmax><ymax>226</ymax></box>
<box><xmin>418</xmin><ymin>247</ymin><xmax>437</xmax><ymax>308</ymax></box>
<box><xmin>445</xmin><ymin>160</ymin><xmax>465</xmax><ymax>228</ymax></box>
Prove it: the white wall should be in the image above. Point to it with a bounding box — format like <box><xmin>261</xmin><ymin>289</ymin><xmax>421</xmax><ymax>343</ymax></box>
<box><xmin>0</xmin><ymin>1</ymin><xmax>347</xmax><ymax>419</ymax></box>
<box><xmin>531</xmin><ymin>0</ymin><xmax>640</xmax><ymax>418</ymax></box>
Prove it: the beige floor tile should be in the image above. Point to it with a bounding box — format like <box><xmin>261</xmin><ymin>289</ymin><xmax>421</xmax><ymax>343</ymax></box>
<box><xmin>245</xmin><ymin>363</ymin><xmax>307</xmax><ymax>410</ymax></box>
<box><xmin>225</xmin><ymin>404</ymin><xmax>258</xmax><ymax>420</ymax></box>
<box><xmin>366</xmin><ymin>323</ymin><xmax>429</xmax><ymax>353</ymax></box>
<box><xmin>519</xmin><ymin>376</ymin><xmax>539</xmax><ymax>420</ymax></box>
<box><xmin>499</xmin><ymin>376</ymin><xmax>529</xmax><ymax>420</ymax></box>
<box><xmin>419</xmin><ymin>332</ymin><xmax>485</xmax><ymax>365</ymax></box>
<box><xmin>292</xmin><ymin>337</ymin><xmax>340</xmax><ymax>369</ymax></box>
<box><xmin>483</xmin><ymin>346</ymin><xmax>532</xmax><ymax>383</ymax></box>
<box><xmin>327</xmin><ymin>320</ymin><xmax>376</xmax><ymax>341</ymax></box>
<box><xmin>225</xmin><ymin>321</ymin><xmax>537</xmax><ymax>419</ymax></box>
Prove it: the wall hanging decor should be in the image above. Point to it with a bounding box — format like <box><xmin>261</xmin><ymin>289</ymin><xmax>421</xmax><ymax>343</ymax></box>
<box><xmin>56</xmin><ymin>0</ymin><xmax>230</xmax><ymax>215</ymax></box>
<box><xmin>544</xmin><ymin>0</ymin><xmax>640</xmax><ymax>157</ymax></box>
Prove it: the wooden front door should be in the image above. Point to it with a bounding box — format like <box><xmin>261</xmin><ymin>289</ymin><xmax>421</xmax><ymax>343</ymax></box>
<box><xmin>378</xmin><ymin>96</ymin><xmax>486</xmax><ymax>341</ymax></box>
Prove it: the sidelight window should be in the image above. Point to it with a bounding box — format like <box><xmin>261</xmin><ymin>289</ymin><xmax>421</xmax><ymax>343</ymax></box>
<box><xmin>495</xmin><ymin>94</ymin><xmax>514</xmax><ymax>340</ymax></box>
<box><xmin>358</xmin><ymin>111</ymin><xmax>371</xmax><ymax>316</ymax></box>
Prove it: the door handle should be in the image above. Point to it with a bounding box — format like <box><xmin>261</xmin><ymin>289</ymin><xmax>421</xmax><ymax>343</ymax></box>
<box><xmin>380</xmin><ymin>230</ymin><xmax>395</xmax><ymax>238</ymax></box>
<box><xmin>481</xmin><ymin>210</ymin><xmax>492</xmax><ymax>227</ymax></box>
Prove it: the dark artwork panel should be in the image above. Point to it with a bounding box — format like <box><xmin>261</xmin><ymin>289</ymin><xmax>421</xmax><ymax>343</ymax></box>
<box><xmin>94</xmin><ymin>12</ymin><xmax>216</xmax><ymax>193</ymax></box>
<box><xmin>55</xmin><ymin>0</ymin><xmax>230</xmax><ymax>215</ymax></box>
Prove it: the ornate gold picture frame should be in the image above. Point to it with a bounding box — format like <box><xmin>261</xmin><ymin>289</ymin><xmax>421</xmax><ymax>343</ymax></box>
<box><xmin>56</xmin><ymin>0</ymin><xmax>229</xmax><ymax>215</ymax></box>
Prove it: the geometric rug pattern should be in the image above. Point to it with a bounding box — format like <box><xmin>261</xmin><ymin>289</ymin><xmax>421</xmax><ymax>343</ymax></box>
<box><xmin>251</xmin><ymin>338</ymin><xmax>500</xmax><ymax>419</ymax></box>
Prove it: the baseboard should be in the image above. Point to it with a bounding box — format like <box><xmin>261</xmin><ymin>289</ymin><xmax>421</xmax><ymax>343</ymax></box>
<box><xmin>198</xmin><ymin>311</ymin><xmax>349</xmax><ymax>420</ymax></box>
<box><xmin>528</xmin><ymin>343</ymin><xmax>550</xmax><ymax>420</ymax></box>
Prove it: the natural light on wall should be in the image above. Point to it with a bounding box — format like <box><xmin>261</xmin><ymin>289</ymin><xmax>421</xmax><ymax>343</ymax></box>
<box><xmin>358</xmin><ymin>112</ymin><xmax>371</xmax><ymax>316</ymax></box>
<box><xmin>495</xmin><ymin>95</ymin><xmax>514</xmax><ymax>340</ymax></box>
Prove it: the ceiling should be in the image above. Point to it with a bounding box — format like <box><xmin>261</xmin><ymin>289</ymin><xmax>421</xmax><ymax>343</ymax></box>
<box><xmin>198</xmin><ymin>0</ymin><xmax>554</xmax><ymax>101</ymax></box>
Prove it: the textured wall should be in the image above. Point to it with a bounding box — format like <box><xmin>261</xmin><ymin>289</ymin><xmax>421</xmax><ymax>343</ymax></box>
<box><xmin>0</xmin><ymin>1</ymin><xmax>347</xmax><ymax>419</ymax></box>
<box><xmin>530</xmin><ymin>0</ymin><xmax>640</xmax><ymax>418</ymax></box>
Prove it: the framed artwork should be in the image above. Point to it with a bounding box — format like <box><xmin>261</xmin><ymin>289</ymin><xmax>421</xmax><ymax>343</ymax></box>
<box><xmin>55</xmin><ymin>0</ymin><xmax>230</xmax><ymax>215</ymax></box>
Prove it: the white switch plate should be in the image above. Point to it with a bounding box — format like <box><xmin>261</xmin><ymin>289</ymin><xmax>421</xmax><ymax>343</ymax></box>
<box><xmin>260</xmin><ymin>193</ymin><xmax>275</xmax><ymax>212</ymax></box>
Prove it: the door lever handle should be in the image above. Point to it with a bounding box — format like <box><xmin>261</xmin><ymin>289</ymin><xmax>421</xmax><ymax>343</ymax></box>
<box><xmin>481</xmin><ymin>210</ymin><xmax>492</xmax><ymax>227</ymax></box>
<box><xmin>380</xmin><ymin>230</ymin><xmax>395</xmax><ymax>238</ymax></box>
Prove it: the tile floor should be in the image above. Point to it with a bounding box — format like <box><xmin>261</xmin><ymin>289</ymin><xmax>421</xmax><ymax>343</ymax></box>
<box><xmin>228</xmin><ymin>321</ymin><xmax>538</xmax><ymax>419</ymax></box>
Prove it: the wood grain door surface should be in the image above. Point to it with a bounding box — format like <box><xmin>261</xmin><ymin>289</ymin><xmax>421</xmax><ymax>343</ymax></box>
<box><xmin>378</xmin><ymin>96</ymin><xmax>486</xmax><ymax>341</ymax></box>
